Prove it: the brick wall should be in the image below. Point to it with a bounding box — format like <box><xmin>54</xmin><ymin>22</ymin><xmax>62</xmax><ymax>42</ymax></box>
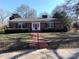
<box><xmin>41</xmin><ymin>22</ymin><xmax>48</xmax><ymax>30</ymax></box>
<box><xmin>26</xmin><ymin>22</ymin><xmax>32</xmax><ymax>31</ymax></box>
<box><xmin>9</xmin><ymin>22</ymin><xmax>16</xmax><ymax>28</ymax></box>
<box><xmin>54</xmin><ymin>20</ymin><xmax>64</xmax><ymax>30</ymax></box>
<box><xmin>9</xmin><ymin>20</ymin><xmax>65</xmax><ymax>31</ymax></box>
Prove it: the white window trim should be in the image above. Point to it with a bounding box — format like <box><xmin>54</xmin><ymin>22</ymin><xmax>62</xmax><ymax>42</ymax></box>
<box><xmin>48</xmin><ymin>22</ymin><xmax>54</xmax><ymax>28</ymax></box>
<box><xmin>18</xmin><ymin>23</ymin><xmax>23</xmax><ymax>28</ymax></box>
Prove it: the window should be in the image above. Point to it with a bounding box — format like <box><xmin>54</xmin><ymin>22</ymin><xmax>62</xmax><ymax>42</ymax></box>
<box><xmin>22</xmin><ymin>23</ymin><xmax>26</xmax><ymax>28</ymax></box>
<box><xmin>48</xmin><ymin>22</ymin><xmax>54</xmax><ymax>28</ymax></box>
<box><xmin>51</xmin><ymin>23</ymin><xmax>54</xmax><ymax>28</ymax></box>
<box><xmin>17</xmin><ymin>22</ymin><xmax>27</xmax><ymax>28</ymax></box>
<box><xmin>18</xmin><ymin>23</ymin><xmax>22</xmax><ymax>28</ymax></box>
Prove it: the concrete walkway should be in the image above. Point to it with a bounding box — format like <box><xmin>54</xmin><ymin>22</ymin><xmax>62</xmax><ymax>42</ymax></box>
<box><xmin>0</xmin><ymin>48</ymin><xmax>79</xmax><ymax>59</ymax></box>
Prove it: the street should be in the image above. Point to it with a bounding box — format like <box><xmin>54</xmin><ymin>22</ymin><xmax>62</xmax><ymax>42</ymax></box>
<box><xmin>0</xmin><ymin>48</ymin><xmax>79</xmax><ymax>59</ymax></box>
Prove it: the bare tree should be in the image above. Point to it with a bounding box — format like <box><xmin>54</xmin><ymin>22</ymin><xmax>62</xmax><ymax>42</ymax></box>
<box><xmin>51</xmin><ymin>5</ymin><xmax>68</xmax><ymax>17</ymax></box>
<box><xmin>52</xmin><ymin>5</ymin><xmax>64</xmax><ymax>15</ymax></box>
<box><xmin>16</xmin><ymin>4</ymin><xmax>37</xmax><ymax>18</ymax></box>
<box><xmin>74</xmin><ymin>2</ymin><xmax>79</xmax><ymax>20</ymax></box>
<box><xmin>65</xmin><ymin>0</ymin><xmax>79</xmax><ymax>20</ymax></box>
<box><xmin>51</xmin><ymin>0</ymin><xmax>79</xmax><ymax>21</ymax></box>
<box><xmin>16</xmin><ymin>4</ymin><xmax>30</xmax><ymax>18</ymax></box>
<box><xmin>0</xmin><ymin>9</ymin><xmax>10</xmax><ymax>24</ymax></box>
<box><xmin>27</xmin><ymin>8</ymin><xmax>37</xmax><ymax>18</ymax></box>
<box><xmin>65</xmin><ymin>0</ymin><xmax>79</xmax><ymax>5</ymax></box>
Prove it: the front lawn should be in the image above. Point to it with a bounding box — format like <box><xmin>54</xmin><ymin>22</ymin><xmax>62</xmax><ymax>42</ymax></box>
<box><xmin>0</xmin><ymin>32</ymin><xmax>79</xmax><ymax>41</ymax></box>
<box><xmin>40</xmin><ymin>32</ymin><xmax>79</xmax><ymax>39</ymax></box>
<box><xmin>0</xmin><ymin>32</ymin><xmax>79</xmax><ymax>52</ymax></box>
<box><xmin>0</xmin><ymin>33</ymin><xmax>31</xmax><ymax>41</ymax></box>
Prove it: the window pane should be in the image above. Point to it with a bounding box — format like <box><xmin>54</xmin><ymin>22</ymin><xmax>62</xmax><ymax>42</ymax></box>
<box><xmin>51</xmin><ymin>23</ymin><xmax>54</xmax><ymax>28</ymax></box>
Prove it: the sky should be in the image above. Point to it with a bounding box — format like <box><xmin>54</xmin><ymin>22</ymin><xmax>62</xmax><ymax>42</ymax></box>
<box><xmin>0</xmin><ymin>0</ymin><xmax>65</xmax><ymax>15</ymax></box>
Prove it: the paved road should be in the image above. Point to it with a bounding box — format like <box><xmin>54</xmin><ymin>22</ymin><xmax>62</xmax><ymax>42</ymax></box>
<box><xmin>0</xmin><ymin>48</ymin><xmax>79</xmax><ymax>59</ymax></box>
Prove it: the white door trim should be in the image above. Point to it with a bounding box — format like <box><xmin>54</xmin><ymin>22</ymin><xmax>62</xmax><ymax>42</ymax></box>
<box><xmin>32</xmin><ymin>22</ymin><xmax>40</xmax><ymax>31</ymax></box>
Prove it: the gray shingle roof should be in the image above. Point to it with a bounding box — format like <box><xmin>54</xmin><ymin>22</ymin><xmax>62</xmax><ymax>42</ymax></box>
<box><xmin>9</xmin><ymin>18</ymin><xmax>56</xmax><ymax>22</ymax></box>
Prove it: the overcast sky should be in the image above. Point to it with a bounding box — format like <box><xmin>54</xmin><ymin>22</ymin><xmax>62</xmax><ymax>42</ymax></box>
<box><xmin>0</xmin><ymin>0</ymin><xmax>65</xmax><ymax>15</ymax></box>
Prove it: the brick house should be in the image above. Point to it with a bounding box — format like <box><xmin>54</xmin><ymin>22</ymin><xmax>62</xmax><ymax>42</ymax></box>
<box><xmin>6</xmin><ymin>17</ymin><xmax>67</xmax><ymax>32</ymax></box>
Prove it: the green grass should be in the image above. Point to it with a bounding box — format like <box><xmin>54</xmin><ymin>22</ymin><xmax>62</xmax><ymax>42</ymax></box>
<box><xmin>0</xmin><ymin>33</ymin><xmax>31</xmax><ymax>41</ymax></box>
<box><xmin>0</xmin><ymin>32</ymin><xmax>79</xmax><ymax>50</ymax></box>
<box><xmin>40</xmin><ymin>32</ymin><xmax>79</xmax><ymax>40</ymax></box>
<box><xmin>0</xmin><ymin>32</ymin><xmax>79</xmax><ymax>41</ymax></box>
